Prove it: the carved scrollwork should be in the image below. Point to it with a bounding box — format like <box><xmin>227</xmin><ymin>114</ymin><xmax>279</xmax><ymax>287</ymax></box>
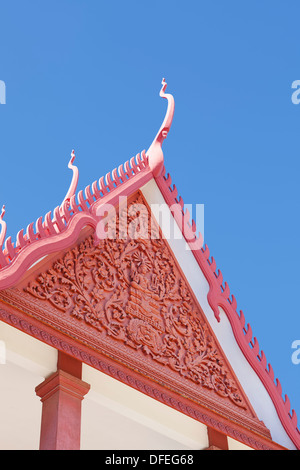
<box><xmin>25</xmin><ymin>193</ymin><xmax>247</xmax><ymax>410</ymax></box>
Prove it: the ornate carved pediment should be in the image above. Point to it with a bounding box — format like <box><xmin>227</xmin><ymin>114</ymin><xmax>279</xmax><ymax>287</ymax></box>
<box><xmin>1</xmin><ymin>191</ymin><xmax>268</xmax><ymax>437</ymax></box>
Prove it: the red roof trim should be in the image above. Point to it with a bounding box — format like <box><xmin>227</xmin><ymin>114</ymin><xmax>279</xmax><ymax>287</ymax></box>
<box><xmin>0</xmin><ymin>151</ymin><xmax>151</xmax><ymax>289</ymax></box>
<box><xmin>155</xmin><ymin>166</ymin><xmax>300</xmax><ymax>449</ymax></box>
<box><xmin>0</xmin><ymin>156</ymin><xmax>298</xmax><ymax>448</ymax></box>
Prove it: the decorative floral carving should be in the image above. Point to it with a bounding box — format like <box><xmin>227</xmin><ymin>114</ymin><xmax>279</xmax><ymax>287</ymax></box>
<box><xmin>25</xmin><ymin>193</ymin><xmax>247</xmax><ymax>409</ymax></box>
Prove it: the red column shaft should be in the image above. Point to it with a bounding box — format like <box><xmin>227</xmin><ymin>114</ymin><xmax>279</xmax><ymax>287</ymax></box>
<box><xmin>35</xmin><ymin>354</ymin><xmax>90</xmax><ymax>450</ymax></box>
<box><xmin>206</xmin><ymin>426</ymin><xmax>229</xmax><ymax>450</ymax></box>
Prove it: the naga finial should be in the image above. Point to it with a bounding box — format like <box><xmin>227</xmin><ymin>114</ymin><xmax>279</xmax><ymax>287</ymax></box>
<box><xmin>61</xmin><ymin>149</ymin><xmax>79</xmax><ymax>207</ymax></box>
<box><xmin>146</xmin><ymin>78</ymin><xmax>175</xmax><ymax>177</ymax></box>
<box><xmin>159</xmin><ymin>78</ymin><xmax>175</xmax><ymax>137</ymax></box>
<box><xmin>0</xmin><ymin>205</ymin><xmax>7</xmax><ymax>249</ymax></box>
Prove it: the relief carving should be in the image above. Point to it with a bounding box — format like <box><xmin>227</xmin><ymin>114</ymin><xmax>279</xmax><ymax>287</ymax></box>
<box><xmin>25</xmin><ymin>193</ymin><xmax>247</xmax><ymax>410</ymax></box>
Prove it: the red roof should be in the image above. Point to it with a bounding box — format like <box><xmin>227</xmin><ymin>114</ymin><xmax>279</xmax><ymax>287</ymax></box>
<box><xmin>0</xmin><ymin>79</ymin><xmax>298</xmax><ymax>449</ymax></box>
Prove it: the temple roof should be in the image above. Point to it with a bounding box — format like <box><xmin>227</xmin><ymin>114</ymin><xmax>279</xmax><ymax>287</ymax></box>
<box><xmin>0</xmin><ymin>80</ymin><xmax>298</xmax><ymax>450</ymax></box>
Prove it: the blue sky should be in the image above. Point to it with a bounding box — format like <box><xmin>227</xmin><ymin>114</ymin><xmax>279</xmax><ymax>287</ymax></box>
<box><xmin>1</xmin><ymin>1</ymin><xmax>300</xmax><ymax>427</ymax></box>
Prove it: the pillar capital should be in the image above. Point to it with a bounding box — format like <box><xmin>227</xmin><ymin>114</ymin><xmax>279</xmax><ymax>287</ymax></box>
<box><xmin>35</xmin><ymin>362</ymin><xmax>90</xmax><ymax>450</ymax></box>
<box><xmin>36</xmin><ymin>369</ymin><xmax>90</xmax><ymax>402</ymax></box>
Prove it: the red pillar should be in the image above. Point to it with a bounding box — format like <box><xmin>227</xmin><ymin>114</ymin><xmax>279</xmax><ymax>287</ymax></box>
<box><xmin>35</xmin><ymin>352</ymin><xmax>90</xmax><ymax>450</ymax></box>
<box><xmin>206</xmin><ymin>426</ymin><xmax>229</xmax><ymax>450</ymax></box>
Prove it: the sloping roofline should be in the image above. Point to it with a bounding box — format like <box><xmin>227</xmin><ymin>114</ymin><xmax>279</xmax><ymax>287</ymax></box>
<box><xmin>0</xmin><ymin>80</ymin><xmax>298</xmax><ymax>449</ymax></box>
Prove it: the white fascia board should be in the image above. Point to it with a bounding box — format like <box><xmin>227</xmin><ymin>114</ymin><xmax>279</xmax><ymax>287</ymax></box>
<box><xmin>140</xmin><ymin>178</ymin><xmax>296</xmax><ymax>450</ymax></box>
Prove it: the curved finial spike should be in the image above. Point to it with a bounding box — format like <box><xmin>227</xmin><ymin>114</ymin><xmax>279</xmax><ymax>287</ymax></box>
<box><xmin>61</xmin><ymin>149</ymin><xmax>79</xmax><ymax>208</ymax></box>
<box><xmin>159</xmin><ymin>78</ymin><xmax>175</xmax><ymax>135</ymax></box>
<box><xmin>0</xmin><ymin>205</ymin><xmax>7</xmax><ymax>249</ymax></box>
<box><xmin>146</xmin><ymin>78</ymin><xmax>175</xmax><ymax>177</ymax></box>
<box><xmin>69</xmin><ymin>149</ymin><xmax>76</xmax><ymax>166</ymax></box>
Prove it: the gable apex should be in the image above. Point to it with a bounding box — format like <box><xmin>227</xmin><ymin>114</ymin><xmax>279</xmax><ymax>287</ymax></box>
<box><xmin>0</xmin><ymin>80</ymin><xmax>298</xmax><ymax>450</ymax></box>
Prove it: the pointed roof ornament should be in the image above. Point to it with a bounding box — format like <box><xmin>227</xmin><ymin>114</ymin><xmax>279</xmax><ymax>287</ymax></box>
<box><xmin>0</xmin><ymin>205</ymin><xmax>7</xmax><ymax>249</ymax></box>
<box><xmin>147</xmin><ymin>78</ymin><xmax>175</xmax><ymax>177</ymax></box>
<box><xmin>61</xmin><ymin>149</ymin><xmax>79</xmax><ymax>208</ymax></box>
